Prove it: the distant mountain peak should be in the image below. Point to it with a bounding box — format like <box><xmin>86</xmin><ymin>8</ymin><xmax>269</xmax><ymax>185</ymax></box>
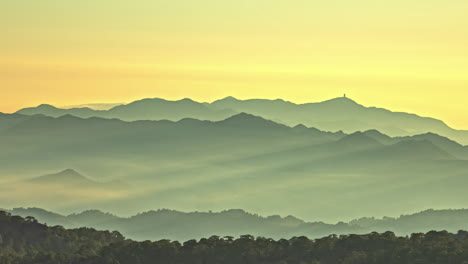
<box><xmin>321</xmin><ymin>96</ymin><xmax>360</xmax><ymax>105</ymax></box>
<box><xmin>362</xmin><ymin>129</ymin><xmax>393</xmax><ymax>144</ymax></box>
<box><xmin>29</xmin><ymin>169</ymin><xmax>98</xmax><ymax>186</ymax></box>
<box><xmin>363</xmin><ymin>129</ymin><xmax>392</xmax><ymax>138</ymax></box>
<box><xmin>211</xmin><ymin>96</ymin><xmax>241</xmax><ymax>105</ymax></box>
<box><xmin>220</xmin><ymin>112</ymin><xmax>259</xmax><ymax>122</ymax></box>
<box><xmin>69</xmin><ymin>209</ymin><xmax>117</xmax><ymax>219</ymax></box>
<box><xmin>293</xmin><ymin>124</ymin><xmax>308</xmax><ymax>130</ymax></box>
<box><xmin>37</xmin><ymin>104</ymin><xmax>57</xmax><ymax>109</ymax></box>
<box><xmin>60</xmin><ymin>168</ymin><xmax>81</xmax><ymax>176</ymax></box>
<box><xmin>219</xmin><ymin>112</ymin><xmax>262</xmax><ymax>123</ymax></box>
<box><xmin>219</xmin><ymin>96</ymin><xmax>239</xmax><ymax>101</ymax></box>
<box><xmin>179</xmin><ymin>98</ymin><xmax>196</xmax><ymax>103</ymax></box>
<box><xmin>226</xmin><ymin>112</ymin><xmax>261</xmax><ymax>120</ymax></box>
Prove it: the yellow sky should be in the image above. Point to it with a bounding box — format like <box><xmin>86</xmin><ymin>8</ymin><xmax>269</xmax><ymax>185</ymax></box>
<box><xmin>1</xmin><ymin>0</ymin><xmax>467</xmax><ymax>129</ymax></box>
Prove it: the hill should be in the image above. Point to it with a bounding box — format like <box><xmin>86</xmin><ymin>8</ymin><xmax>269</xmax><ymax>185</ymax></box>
<box><xmin>16</xmin><ymin>96</ymin><xmax>468</xmax><ymax>145</ymax></box>
<box><xmin>30</xmin><ymin>169</ymin><xmax>102</xmax><ymax>186</ymax></box>
<box><xmin>2</xmin><ymin>211</ymin><xmax>468</xmax><ymax>264</ymax></box>
<box><xmin>9</xmin><ymin>207</ymin><xmax>468</xmax><ymax>242</ymax></box>
<box><xmin>0</xmin><ymin>211</ymin><xmax>124</xmax><ymax>264</ymax></box>
<box><xmin>0</xmin><ymin>113</ymin><xmax>467</xmax><ymax>220</ymax></box>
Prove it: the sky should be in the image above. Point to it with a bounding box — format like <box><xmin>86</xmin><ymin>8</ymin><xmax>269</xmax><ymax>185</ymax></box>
<box><xmin>1</xmin><ymin>0</ymin><xmax>467</xmax><ymax>129</ymax></box>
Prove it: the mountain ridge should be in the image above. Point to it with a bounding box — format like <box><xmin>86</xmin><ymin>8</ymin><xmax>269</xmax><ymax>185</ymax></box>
<box><xmin>8</xmin><ymin>207</ymin><xmax>468</xmax><ymax>242</ymax></box>
<box><xmin>15</xmin><ymin>96</ymin><xmax>468</xmax><ymax>145</ymax></box>
<box><xmin>1</xmin><ymin>111</ymin><xmax>468</xmax><ymax>221</ymax></box>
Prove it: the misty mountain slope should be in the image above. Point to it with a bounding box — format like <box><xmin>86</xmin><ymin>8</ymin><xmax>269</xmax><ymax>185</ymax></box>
<box><xmin>8</xmin><ymin>208</ymin><xmax>361</xmax><ymax>241</ymax></box>
<box><xmin>212</xmin><ymin>132</ymin><xmax>384</xmax><ymax>173</ymax></box>
<box><xmin>0</xmin><ymin>113</ymin><xmax>343</xmax><ymax>177</ymax></box>
<box><xmin>215</xmin><ymin>132</ymin><xmax>457</xmax><ymax>176</ymax></box>
<box><xmin>9</xmin><ymin>207</ymin><xmax>468</xmax><ymax>242</ymax></box>
<box><xmin>362</xmin><ymin>129</ymin><xmax>394</xmax><ymax>144</ymax></box>
<box><xmin>15</xmin><ymin>96</ymin><xmax>468</xmax><ymax>145</ymax></box>
<box><xmin>211</xmin><ymin>96</ymin><xmax>468</xmax><ymax>144</ymax></box>
<box><xmin>361</xmin><ymin>130</ymin><xmax>468</xmax><ymax>160</ymax></box>
<box><xmin>1</xmin><ymin>113</ymin><xmax>468</xmax><ymax>220</ymax></box>
<box><xmin>0</xmin><ymin>113</ymin><xmax>32</xmax><ymax>131</ymax></box>
<box><xmin>343</xmin><ymin>139</ymin><xmax>455</xmax><ymax>162</ymax></box>
<box><xmin>95</xmin><ymin>142</ymin><xmax>467</xmax><ymax>221</ymax></box>
<box><xmin>29</xmin><ymin>169</ymin><xmax>101</xmax><ymax>186</ymax></box>
<box><xmin>397</xmin><ymin>133</ymin><xmax>468</xmax><ymax>159</ymax></box>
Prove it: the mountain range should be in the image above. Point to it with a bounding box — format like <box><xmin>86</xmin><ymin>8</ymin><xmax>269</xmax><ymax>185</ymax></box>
<box><xmin>0</xmin><ymin>111</ymin><xmax>467</xmax><ymax>221</ymax></box>
<box><xmin>16</xmin><ymin>96</ymin><xmax>468</xmax><ymax>145</ymax></box>
<box><xmin>7</xmin><ymin>207</ymin><xmax>468</xmax><ymax>242</ymax></box>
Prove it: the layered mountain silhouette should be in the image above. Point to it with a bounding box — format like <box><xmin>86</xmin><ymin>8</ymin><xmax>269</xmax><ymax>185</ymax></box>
<box><xmin>16</xmin><ymin>96</ymin><xmax>468</xmax><ymax>144</ymax></box>
<box><xmin>17</xmin><ymin>98</ymin><xmax>236</xmax><ymax>122</ymax></box>
<box><xmin>8</xmin><ymin>207</ymin><xmax>468</xmax><ymax>242</ymax></box>
<box><xmin>1</xmin><ymin>112</ymin><xmax>467</xmax><ymax>220</ymax></box>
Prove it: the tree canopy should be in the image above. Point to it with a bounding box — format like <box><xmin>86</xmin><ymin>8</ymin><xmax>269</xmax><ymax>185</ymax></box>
<box><xmin>1</xmin><ymin>211</ymin><xmax>468</xmax><ymax>264</ymax></box>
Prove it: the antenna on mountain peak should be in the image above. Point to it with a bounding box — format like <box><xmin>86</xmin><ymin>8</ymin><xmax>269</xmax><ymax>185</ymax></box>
<box><xmin>344</xmin><ymin>94</ymin><xmax>346</xmax><ymax>98</ymax></box>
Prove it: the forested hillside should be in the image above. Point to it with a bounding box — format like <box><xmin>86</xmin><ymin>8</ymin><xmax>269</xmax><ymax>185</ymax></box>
<box><xmin>0</xmin><ymin>211</ymin><xmax>123</xmax><ymax>264</ymax></box>
<box><xmin>2</xmin><ymin>212</ymin><xmax>468</xmax><ymax>264</ymax></box>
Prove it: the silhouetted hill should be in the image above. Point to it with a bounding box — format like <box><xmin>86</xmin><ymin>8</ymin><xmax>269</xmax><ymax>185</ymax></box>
<box><xmin>9</xmin><ymin>207</ymin><xmax>468</xmax><ymax>242</ymax></box>
<box><xmin>9</xmin><ymin>208</ymin><xmax>356</xmax><ymax>241</ymax></box>
<box><xmin>68</xmin><ymin>210</ymin><xmax>120</xmax><ymax>228</ymax></box>
<box><xmin>18</xmin><ymin>104</ymin><xmax>99</xmax><ymax>118</ymax></box>
<box><xmin>15</xmin><ymin>96</ymin><xmax>468</xmax><ymax>145</ymax></box>
<box><xmin>216</xmin><ymin>113</ymin><xmax>289</xmax><ymax>131</ymax></box>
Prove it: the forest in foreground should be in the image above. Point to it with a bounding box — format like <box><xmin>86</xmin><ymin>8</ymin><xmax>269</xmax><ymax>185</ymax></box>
<box><xmin>2</xmin><ymin>211</ymin><xmax>468</xmax><ymax>264</ymax></box>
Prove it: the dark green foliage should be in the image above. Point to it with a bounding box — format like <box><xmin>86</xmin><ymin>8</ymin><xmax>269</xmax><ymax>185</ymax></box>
<box><xmin>2</xmin><ymin>212</ymin><xmax>468</xmax><ymax>264</ymax></box>
<box><xmin>90</xmin><ymin>231</ymin><xmax>468</xmax><ymax>264</ymax></box>
<box><xmin>0</xmin><ymin>211</ymin><xmax>124</xmax><ymax>264</ymax></box>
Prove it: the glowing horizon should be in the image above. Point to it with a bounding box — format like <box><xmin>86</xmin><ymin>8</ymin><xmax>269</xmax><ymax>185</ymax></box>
<box><xmin>1</xmin><ymin>0</ymin><xmax>467</xmax><ymax>129</ymax></box>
